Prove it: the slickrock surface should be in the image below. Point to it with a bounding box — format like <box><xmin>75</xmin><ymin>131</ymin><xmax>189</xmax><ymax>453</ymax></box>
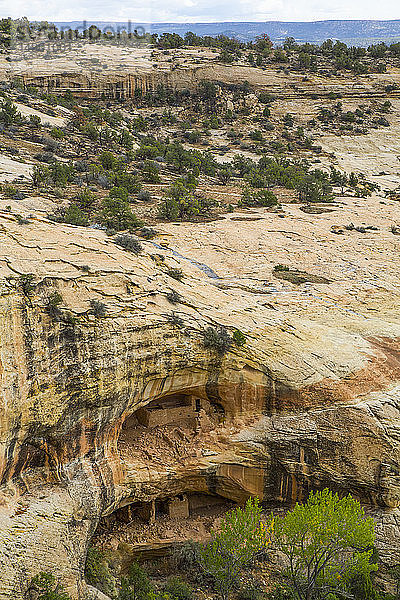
<box><xmin>1</xmin><ymin>191</ymin><xmax>400</xmax><ymax>596</ymax></box>
<box><xmin>0</xmin><ymin>155</ymin><xmax>32</xmax><ymax>183</ymax></box>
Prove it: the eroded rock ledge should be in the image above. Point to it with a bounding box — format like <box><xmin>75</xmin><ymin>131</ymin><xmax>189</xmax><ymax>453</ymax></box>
<box><xmin>1</xmin><ymin>199</ymin><xmax>400</xmax><ymax>598</ymax></box>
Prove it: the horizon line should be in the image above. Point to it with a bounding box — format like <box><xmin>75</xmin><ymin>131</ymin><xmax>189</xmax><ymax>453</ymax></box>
<box><xmin>51</xmin><ymin>18</ymin><xmax>400</xmax><ymax>24</ymax></box>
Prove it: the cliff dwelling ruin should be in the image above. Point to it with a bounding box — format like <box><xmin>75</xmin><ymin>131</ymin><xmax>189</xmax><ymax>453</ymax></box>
<box><xmin>94</xmin><ymin>393</ymin><xmax>234</xmax><ymax>552</ymax></box>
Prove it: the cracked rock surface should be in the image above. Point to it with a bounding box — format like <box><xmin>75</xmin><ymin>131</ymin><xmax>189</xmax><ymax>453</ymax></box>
<box><xmin>1</xmin><ymin>194</ymin><xmax>400</xmax><ymax>597</ymax></box>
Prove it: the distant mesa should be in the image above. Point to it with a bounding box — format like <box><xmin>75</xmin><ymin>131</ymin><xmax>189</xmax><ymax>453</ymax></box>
<box><xmin>54</xmin><ymin>19</ymin><xmax>400</xmax><ymax>45</ymax></box>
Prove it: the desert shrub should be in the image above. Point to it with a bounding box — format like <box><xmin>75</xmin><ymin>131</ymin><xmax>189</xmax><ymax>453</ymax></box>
<box><xmin>163</xmin><ymin>576</ymin><xmax>193</xmax><ymax>600</ymax></box>
<box><xmin>98</xmin><ymin>194</ymin><xmax>142</xmax><ymax>231</ymax></box>
<box><xmin>283</xmin><ymin>113</ymin><xmax>295</xmax><ymax>127</ymax></box>
<box><xmin>27</xmin><ymin>572</ymin><xmax>71</xmax><ymax>600</ymax></box>
<box><xmin>238</xmin><ymin>579</ymin><xmax>265</xmax><ymax>600</ymax></box>
<box><xmin>380</xmin><ymin>100</ymin><xmax>392</xmax><ymax>113</ymax></box>
<box><xmin>258</xmin><ymin>92</ymin><xmax>275</xmax><ymax>104</ymax></box>
<box><xmin>97</xmin><ymin>174</ymin><xmax>112</xmax><ymax>189</ymax></box>
<box><xmin>138</xmin><ymin>190</ymin><xmax>152</xmax><ymax>202</ymax></box>
<box><xmin>171</xmin><ymin>541</ymin><xmax>208</xmax><ymax>585</ymax></box>
<box><xmin>166</xmin><ymin>290</ymin><xmax>181</xmax><ymax>304</ymax></box>
<box><xmin>63</xmin><ymin>204</ymin><xmax>89</xmax><ymax>226</ymax></box>
<box><xmin>249</xmin><ymin>130</ymin><xmax>264</xmax><ymax>142</ymax></box>
<box><xmin>89</xmin><ymin>299</ymin><xmax>107</xmax><ymax>317</ymax></box>
<box><xmin>2</xmin><ymin>184</ymin><xmax>17</xmax><ymax>198</ymax></box>
<box><xmin>273</xmin><ymin>264</ymin><xmax>289</xmax><ymax>272</ymax></box>
<box><xmin>43</xmin><ymin>136</ymin><xmax>60</xmax><ymax>152</ymax></box>
<box><xmin>34</xmin><ymin>151</ymin><xmax>54</xmax><ymax>163</ymax></box>
<box><xmin>113</xmin><ymin>234</ymin><xmax>142</xmax><ymax>254</ymax></box>
<box><xmin>167</xmin><ymin>268</ymin><xmax>184</xmax><ymax>281</ymax></box>
<box><xmin>377</xmin><ymin>116</ymin><xmax>390</xmax><ymax>127</ymax></box>
<box><xmin>175</xmin><ymin>540</ymin><xmax>201</xmax><ymax>568</ymax></box>
<box><xmin>85</xmin><ymin>546</ymin><xmax>117</xmax><ymax>598</ymax></box>
<box><xmin>217</xmin><ymin>168</ymin><xmax>232</xmax><ymax>185</ymax></box>
<box><xmin>15</xmin><ymin>213</ymin><xmax>29</xmax><ymax>224</ymax></box>
<box><xmin>183</xmin><ymin>130</ymin><xmax>202</xmax><ymax>143</ymax></box>
<box><xmin>138</xmin><ymin>227</ymin><xmax>156</xmax><ymax>239</ymax></box>
<box><xmin>233</xmin><ymin>329</ymin><xmax>246</xmax><ymax>346</ymax></box>
<box><xmin>74</xmin><ymin>160</ymin><xmax>89</xmax><ymax>173</ymax></box>
<box><xmin>167</xmin><ymin>312</ymin><xmax>184</xmax><ymax>328</ymax></box>
<box><xmin>203</xmin><ymin>326</ymin><xmax>232</xmax><ymax>354</ymax></box>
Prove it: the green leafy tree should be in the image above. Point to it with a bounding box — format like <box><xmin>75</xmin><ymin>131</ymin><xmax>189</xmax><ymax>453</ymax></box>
<box><xmin>119</xmin><ymin>562</ymin><xmax>153</xmax><ymax>600</ymax></box>
<box><xmin>200</xmin><ymin>498</ymin><xmax>272</xmax><ymax>600</ymax></box>
<box><xmin>274</xmin><ymin>489</ymin><xmax>376</xmax><ymax>600</ymax></box>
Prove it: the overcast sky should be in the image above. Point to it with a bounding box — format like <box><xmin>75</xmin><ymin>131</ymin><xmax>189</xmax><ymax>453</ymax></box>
<box><xmin>1</xmin><ymin>0</ymin><xmax>398</xmax><ymax>23</ymax></box>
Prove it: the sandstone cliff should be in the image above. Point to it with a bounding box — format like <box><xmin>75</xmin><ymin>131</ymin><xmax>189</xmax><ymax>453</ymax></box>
<box><xmin>1</xmin><ymin>191</ymin><xmax>400</xmax><ymax>597</ymax></box>
<box><xmin>3</xmin><ymin>43</ymin><xmax>400</xmax><ymax>99</ymax></box>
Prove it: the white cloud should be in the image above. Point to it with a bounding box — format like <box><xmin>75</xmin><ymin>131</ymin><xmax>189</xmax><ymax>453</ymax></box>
<box><xmin>0</xmin><ymin>0</ymin><xmax>398</xmax><ymax>23</ymax></box>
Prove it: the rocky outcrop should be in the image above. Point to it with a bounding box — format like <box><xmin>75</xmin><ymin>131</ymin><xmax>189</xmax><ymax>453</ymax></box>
<box><xmin>3</xmin><ymin>42</ymin><xmax>400</xmax><ymax>99</ymax></box>
<box><xmin>1</xmin><ymin>192</ymin><xmax>400</xmax><ymax>597</ymax></box>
